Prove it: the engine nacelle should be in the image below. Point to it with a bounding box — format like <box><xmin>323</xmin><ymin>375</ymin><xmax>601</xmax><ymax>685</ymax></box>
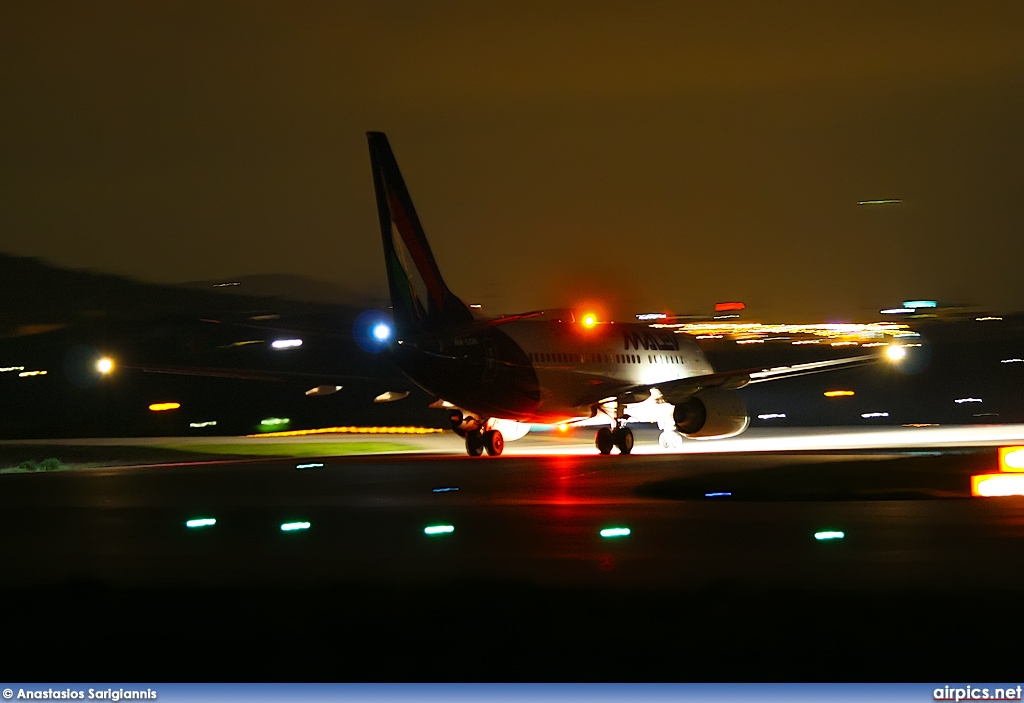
<box><xmin>672</xmin><ymin>388</ymin><xmax>749</xmax><ymax>439</ymax></box>
<box><xmin>486</xmin><ymin>418</ymin><xmax>531</xmax><ymax>442</ymax></box>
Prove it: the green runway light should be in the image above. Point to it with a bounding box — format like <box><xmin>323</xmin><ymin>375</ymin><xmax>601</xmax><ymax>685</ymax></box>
<box><xmin>814</xmin><ymin>530</ymin><xmax>845</xmax><ymax>541</ymax></box>
<box><xmin>185</xmin><ymin>518</ymin><xmax>216</xmax><ymax>528</ymax></box>
<box><xmin>260</xmin><ymin>417</ymin><xmax>290</xmax><ymax>427</ymax></box>
<box><xmin>600</xmin><ymin>527</ymin><xmax>631</xmax><ymax>538</ymax></box>
<box><xmin>424</xmin><ymin>524</ymin><xmax>454</xmax><ymax>535</ymax></box>
<box><xmin>280</xmin><ymin>521</ymin><xmax>310</xmax><ymax>531</ymax></box>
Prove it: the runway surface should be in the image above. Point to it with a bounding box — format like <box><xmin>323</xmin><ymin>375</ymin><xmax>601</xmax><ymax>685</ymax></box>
<box><xmin>3</xmin><ymin>426</ymin><xmax>1024</xmax><ymax>679</ymax></box>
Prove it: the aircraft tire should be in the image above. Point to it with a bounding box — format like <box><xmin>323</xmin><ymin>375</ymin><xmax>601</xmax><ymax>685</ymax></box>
<box><xmin>596</xmin><ymin>428</ymin><xmax>614</xmax><ymax>455</ymax></box>
<box><xmin>483</xmin><ymin>429</ymin><xmax>504</xmax><ymax>456</ymax></box>
<box><xmin>466</xmin><ymin>430</ymin><xmax>484</xmax><ymax>457</ymax></box>
<box><xmin>613</xmin><ymin>427</ymin><xmax>634</xmax><ymax>455</ymax></box>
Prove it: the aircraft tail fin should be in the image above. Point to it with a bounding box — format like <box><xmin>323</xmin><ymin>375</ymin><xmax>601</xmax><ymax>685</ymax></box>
<box><xmin>367</xmin><ymin>132</ymin><xmax>473</xmax><ymax>338</ymax></box>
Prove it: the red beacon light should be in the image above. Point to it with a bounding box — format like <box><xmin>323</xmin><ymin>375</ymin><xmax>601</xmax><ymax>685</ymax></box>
<box><xmin>581</xmin><ymin>313</ymin><xmax>598</xmax><ymax>328</ymax></box>
<box><xmin>715</xmin><ymin>301</ymin><xmax>746</xmax><ymax>312</ymax></box>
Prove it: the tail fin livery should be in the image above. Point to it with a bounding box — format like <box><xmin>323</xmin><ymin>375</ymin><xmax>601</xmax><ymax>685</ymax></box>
<box><xmin>367</xmin><ymin>132</ymin><xmax>473</xmax><ymax>338</ymax></box>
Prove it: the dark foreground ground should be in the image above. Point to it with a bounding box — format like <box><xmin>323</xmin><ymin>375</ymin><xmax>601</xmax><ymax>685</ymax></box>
<box><xmin>3</xmin><ymin>444</ymin><xmax>1022</xmax><ymax>681</ymax></box>
<box><xmin>10</xmin><ymin>582</ymin><xmax>1016</xmax><ymax>681</ymax></box>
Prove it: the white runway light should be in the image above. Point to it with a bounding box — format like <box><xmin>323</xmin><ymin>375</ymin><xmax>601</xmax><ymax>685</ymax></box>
<box><xmin>186</xmin><ymin>518</ymin><xmax>216</xmax><ymax>528</ymax></box>
<box><xmin>271</xmin><ymin>339</ymin><xmax>302</xmax><ymax>349</ymax></box>
<box><xmin>424</xmin><ymin>524</ymin><xmax>454</xmax><ymax>535</ymax></box>
<box><xmin>599</xmin><ymin>527</ymin><xmax>631</xmax><ymax>538</ymax></box>
<box><xmin>814</xmin><ymin>531</ymin><xmax>845</xmax><ymax>541</ymax></box>
<box><xmin>280</xmin><ymin>521</ymin><xmax>310</xmax><ymax>531</ymax></box>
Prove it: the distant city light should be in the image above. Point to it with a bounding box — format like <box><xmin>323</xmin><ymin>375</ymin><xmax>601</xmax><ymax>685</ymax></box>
<box><xmin>814</xmin><ymin>530</ymin><xmax>845</xmax><ymax>540</ymax></box>
<box><xmin>18</xmin><ymin>370</ymin><xmax>47</xmax><ymax>377</ymax></box>
<box><xmin>636</xmin><ymin>313</ymin><xmax>668</xmax><ymax>321</ymax></box>
<box><xmin>189</xmin><ymin>421</ymin><xmax>217</xmax><ymax>428</ymax></box>
<box><xmin>861</xmin><ymin>412</ymin><xmax>889</xmax><ymax>419</ymax></box>
<box><xmin>714</xmin><ymin>314</ymin><xmax>740</xmax><ymax>320</ymax></box>
<box><xmin>0</xmin><ymin>366</ymin><xmax>25</xmax><ymax>372</ymax></box>
<box><xmin>149</xmin><ymin>402</ymin><xmax>181</xmax><ymax>412</ymax></box>
<box><xmin>424</xmin><ymin>524</ymin><xmax>455</xmax><ymax>535</ymax></box>
<box><xmin>857</xmin><ymin>199</ymin><xmax>902</xmax><ymax>205</ymax></box>
<box><xmin>1000</xmin><ymin>358</ymin><xmax>1024</xmax><ymax>364</ymax></box>
<box><xmin>469</xmin><ymin>304</ymin><xmax>482</xmax><ymax>309</ymax></box>
<box><xmin>824</xmin><ymin>390</ymin><xmax>855</xmax><ymax>397</ymax></box>
<box><xmin>880</xmin><ymin>308</ymin><xmax>914</xmax><ymax>314</ymax></box>
<box><xmin>902</xmin><ymin>300</ymin><xmax>937</xmax><ymax>308</ymax></box>
<box><xmin>213</xmin><ymin>282</ymin><xmax>240</xmax><ymax>287</ymax></box>
<box><xmin>976</xmin><ymin>317</ymin><xmax>1003</xmax><ymax>321</ymax></box>
<box><xmin>96</xmin><ymin>357</ymin><xmax>114</xmax><ymax>374</ymax></box>
<box><xmin>280</xmin><ymin>521</ymin><xmax>310</xmax><ymax>531</ymax></box>
<box><xmin>955</xmin><ymin>398</ymin><xmax>983</xmax><ymax>404</ymax></box>
<box><xmin>971</xmin><ymin>474</ymin><xmax>1024</xmax><ymax>498</ymax></box>
<box><xmin>185</xmin><ymin>518</ymin><xmax>216</xmax><ymax>528</ymax></box>
<box><xmin>599</xmin><ymin>527</ymin><xmax>631</xmax><ymax>538</ymax></box>
<box><xmin>296</xmin><ymin>463</ymin><xmax>324</xmax><ymax>470</ymax></box>
<box><xmin>271</xmin><ymin>339</ymin><xmax>303</xmax><ymax>349</ymax></box>
<box><xmin>432</xmin><ymin>487</ymin><xmax>459</xmax><ymax>493</ymax></box>
<box><xmin>372</xmin><ymin>323</ymin><xmax>391</xmax><ymax>341</ymax></box>
<box><xmin>757</xmin><ymin>413</ymin><xmax>787</xmax><ymax>420</ymax></box>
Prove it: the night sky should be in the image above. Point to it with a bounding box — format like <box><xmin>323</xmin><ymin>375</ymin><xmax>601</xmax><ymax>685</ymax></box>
<box><xmin>3</xmin><ymin>2</ymin><xmax>1024</xmax><ymax>321</ymax></box>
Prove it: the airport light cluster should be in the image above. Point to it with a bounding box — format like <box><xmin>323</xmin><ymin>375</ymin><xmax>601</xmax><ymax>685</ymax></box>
<box><xmin>248</xmin><ymin>425</ymin><xmax>443</xmax><ymax>438</ymax></box>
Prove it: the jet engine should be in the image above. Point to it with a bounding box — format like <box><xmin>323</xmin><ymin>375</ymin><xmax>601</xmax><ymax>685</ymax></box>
<box><xmin>672</xmin><ymin>388</ymin><xmax>749</xmax><ymax>439</ymax></box>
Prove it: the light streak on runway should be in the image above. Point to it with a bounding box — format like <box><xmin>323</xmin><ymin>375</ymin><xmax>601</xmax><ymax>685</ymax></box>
<box><xmin>506</xmin><ymin>425</ymin><xmax>1024</xmax><ymax>456</ymax></box>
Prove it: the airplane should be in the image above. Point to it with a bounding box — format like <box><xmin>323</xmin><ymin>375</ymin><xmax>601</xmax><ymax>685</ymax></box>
<box><xmin>368</xmin><ymin>131</ymin><xmax>901</xmax><ymax>457</ymax></box>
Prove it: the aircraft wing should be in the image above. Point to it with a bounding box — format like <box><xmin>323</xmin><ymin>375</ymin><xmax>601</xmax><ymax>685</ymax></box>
<box><xmin>590</xmin><ymin>353</ymin><xmax>880</xmax><ymax>407</ymax></box>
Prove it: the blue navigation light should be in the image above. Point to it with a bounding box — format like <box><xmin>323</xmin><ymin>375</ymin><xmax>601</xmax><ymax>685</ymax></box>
<box><xmin>186</xmin><ymin>518</ymin><xmax>216</xmax><ymax>528</ymax></box>
<box><xmin>705</xmin><ymin>492</ymin><xmax>732</xmax><ymax>498</ymax></box>
<box><xmin>424</xmin><ymin>524</ymin><xmax>455</xmax><ymax>535</ymax></box>
<box><xmin>599</xmin><ymin>527</ymin><xmax>631</xmax><ymax>538</ymax></box>
<box><xmin>296</xmin><ymin>462</ymin><xmax>324</xmax><ymax>469</ymax></box>
<box><xmin>814</xmin><ymin>530</ymin><xmax>845</xmax><ymax>541</ymax></box>
<box><xmin>280</xmin><ymin>521</ymin><xmax>311</xmax><ymax>532</ymax></box>
<box><xmin>372</xmin><ymin>323</ymin><xmax>391</xmax><ymax>341</ymax></box>
<box><xmin>432</xmin><ymin>487</ymin><xmax>460</xmax><ymax>493</ymax></box>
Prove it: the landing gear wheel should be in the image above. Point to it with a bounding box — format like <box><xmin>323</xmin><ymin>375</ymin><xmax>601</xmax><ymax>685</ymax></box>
<box><xmin>483</xmin><ymin>429</ymin><xmax>504</xmax><ymax>456</ymax></box>
<box><xmin>596</xmin><ymin>427</ymin><xmax>614</xmax><ymax>455</ymax></box>
<box><xmin>466</xmin><ymin>429</ymin><xmax>484</xmax><ymax>457</ymax></box>
<box><xmin>613</xmin><ymin>427</ymin><xmax>634</xmax><ymax>455</ymax></box>
<box><xmin>659</xmin><ymin>431</ymin><xmax>684</xmax><ymax>450</ymax></box>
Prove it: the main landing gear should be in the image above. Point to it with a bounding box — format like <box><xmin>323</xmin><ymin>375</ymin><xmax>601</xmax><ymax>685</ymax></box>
<box><xmin>450</xmin><ymin>409</ymin><xmax>504</xmax><ymax>457</ymax></box>
<box><xmin>595</xmin><ymin>426</ymin><xmax>633</xmax><ymax>455</ymax></box>
<box><xmin>465</xmin><ymin>428</ymin><xmax>504</xmax><ymax>457</ymax></box>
